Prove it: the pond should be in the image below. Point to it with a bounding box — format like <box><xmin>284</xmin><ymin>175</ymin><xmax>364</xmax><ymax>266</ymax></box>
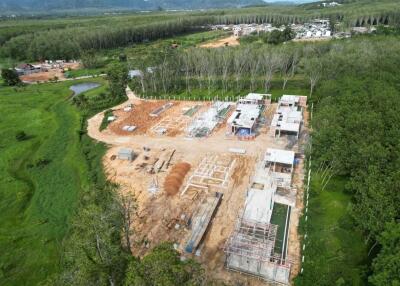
<box><xmin>69</xmin><ymin>82</ymin><xmax>101</xmax><ymax>96</ymax></box>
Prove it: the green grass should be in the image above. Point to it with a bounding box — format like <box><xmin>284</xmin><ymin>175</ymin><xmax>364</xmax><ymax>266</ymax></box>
<box><xmin>295</xmin><ymin>173</ymin><xmax>368</xmax><ymax>286</ymax></box>
<box><xmin>0</xmin><ymin>79</ymin><xmax>106</xmax><ymax>285</ymax></box>
<box><xmin>270</xmin><ymin>203</ymin><xmax>289</xmax><ymax>256</ymax></box>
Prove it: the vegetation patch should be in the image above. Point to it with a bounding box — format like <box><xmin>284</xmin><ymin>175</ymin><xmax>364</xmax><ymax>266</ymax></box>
<box><xmin>295</xmin><ymin>174</ymin><xmax>368</xmax><ymax>286</ymax></box>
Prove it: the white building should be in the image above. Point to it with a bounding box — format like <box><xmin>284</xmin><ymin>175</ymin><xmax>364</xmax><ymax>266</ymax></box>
<box><xmin>264</xmin><ymin>148</ymin><xmax>295</xmax><ymax>189</ymax></box>
<box><xmin>227</xmin><ymin>93</ymin><xmax>271</xmax><ymax>136</ymax></box>
<box><xmin>270</xmin><ymin>95</ymin><xmax>306</xmax><ymax>139</ymax></box>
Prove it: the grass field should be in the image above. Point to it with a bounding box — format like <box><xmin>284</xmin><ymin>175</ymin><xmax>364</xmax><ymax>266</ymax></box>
<box><xmin>0</xmin><ymin>79</ymin><xmax>106</xmax><ymax>285</ymax></box>
<box><xmin>295</xmin><ymin>173</ymin><xmax>368</xmax><ymax>286</ymax></box>
<box><xmin>270</xmin><ymin>203</ymin><xmax>289</xmax><ymax>256</ymax></box>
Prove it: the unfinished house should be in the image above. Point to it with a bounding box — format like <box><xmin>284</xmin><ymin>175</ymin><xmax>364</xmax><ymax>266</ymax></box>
<box><xmin>224</xmin><ymin>162</ymin><xmax>291</xmax><ymax>285</ymax></box>
<box><xmin>264</xmin><ymin>148</ymin><xmax>295</xmax><ymax>189</ymax></box>
<box><xmin>271</xmin><ymin>95</ymin><xmax>306</xmax><ymax>139</ymax></box>
<box><xmin>227</xmin><ymin>93</ymin><xmax>271</xmax><ymax>137</ymax></box>
<box><xmin>186</xmin><ymin>101</ymin><xmax>232</xmax><ymax>137</ymax></box>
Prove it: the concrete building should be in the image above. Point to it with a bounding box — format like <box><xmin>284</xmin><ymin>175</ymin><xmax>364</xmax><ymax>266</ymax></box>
<box><xmin>224</xmin><ymin>162</ymin><xmax>291</xmax><ymax>285</ymax></box>
<box><xmin>264</xmin><ymin>148</ymin><xmax>295</xmax><ymax>189</ymax></box>
<box><xmin>227</xmin><ymin>93</ymin><xmax>271</xmax><ymax>137</ymax></box>
<box><xmin>271</xmin><ymin>95</ymin><xmax>306</xmax><ymax>139</ymax></box>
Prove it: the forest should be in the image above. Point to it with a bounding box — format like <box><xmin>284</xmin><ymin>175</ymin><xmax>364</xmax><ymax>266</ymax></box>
<box><xmin>1</xmin><ymin>0</ymin><xmax>400</xmax><ymax>62</ymax></box>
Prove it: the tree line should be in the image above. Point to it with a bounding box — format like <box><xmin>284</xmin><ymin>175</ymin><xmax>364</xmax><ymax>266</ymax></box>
<box><xmin>0</xmin><ymin>16</ymin><xmax>213</xmax><ymax>61</ymax></box>
<box><xmin>1</xmin><ymin>1</ymin><xmax>400</xmax><ymax>62</ymax></box>
<box><xmin>129</xmin><ymin>42</ymin><xmax>320</xmax><ymax>97</ymax></box>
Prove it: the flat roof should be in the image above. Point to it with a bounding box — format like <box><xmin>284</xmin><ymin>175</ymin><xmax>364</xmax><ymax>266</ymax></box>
<box><xmin>279</xmin><ymin>122</ymin><xmax>301</xmax><ymax>133</ymax></box>
<box><xmin>265</xmin><ymin>148</ymin><xmax>295</xmax><ymax>165</ymax></box>
<box><xmin>227</xmin><ymin>104</ymin><xmax>261</xmax><ymax>128</ymax></box>
<box><xmin>243</xmin><ymin>189</ymin><xmax>274</xmax><ymax>224</ymax></box>
<box><xmin>245</xmin><ymin>93</ymin><xmax>271</xmax><ymax>101</ymax></box>
<box><xmin>118</xmin><ymin>148</ymin><xmax>133</xmax><ymax>154</ymax></box>
<box><xmin>242</xmin><ymin>163</ymin><xmax>276</xmax><ymax>224</ymax></box>
<box><xmin>280</xmin><ymin>95</ymin><xmax>300</xmax><ymax>105</ymax></box>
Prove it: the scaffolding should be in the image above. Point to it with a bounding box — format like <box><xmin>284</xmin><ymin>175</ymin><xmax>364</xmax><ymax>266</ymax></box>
<box><xmin>224</xmin><ymin>217</ymin><xmax>292</xmax><ymax>285</ymax></box>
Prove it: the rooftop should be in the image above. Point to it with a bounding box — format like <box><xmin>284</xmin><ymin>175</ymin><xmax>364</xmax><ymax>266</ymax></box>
<box><xmin>264</xmin><ymin>148</ymin><xmax>295</xmax><ymax>166</ymax></box>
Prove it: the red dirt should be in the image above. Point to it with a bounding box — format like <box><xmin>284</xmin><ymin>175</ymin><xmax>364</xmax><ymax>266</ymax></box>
<box><xmin>164</xmin><ymin>162</ymin><xmax>191</xmax><ymax>196</ymax></box>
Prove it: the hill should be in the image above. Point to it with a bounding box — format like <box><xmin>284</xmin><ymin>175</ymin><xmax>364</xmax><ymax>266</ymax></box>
<box><xmin>1</xmin><ymin>0</ymin><xmax>267</xmax><ymax>12</ymax></box>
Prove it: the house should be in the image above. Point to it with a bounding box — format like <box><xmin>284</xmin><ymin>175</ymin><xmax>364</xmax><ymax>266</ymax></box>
<box><xmin>14</xmin><ymin>63</ymin><xmax>41</xmax><ymax>76</ymax></box>
<box><xmin>227</xmin><ymin>93</ymin><xmax>271</xmax><ymax>136</ymax></box>
<box><xmin>270</xmin><ymin>95</ymin><xmax>306</xmax><ymax>139</ymax></box>
<box><xmin>224</xmin><ymin>162</ymin><xmax>291</xmax><ymax>285</ymax></box>
<box><xmin>264</xmin><ymin>148</ymin><xmax>295</xmax><ymax>189</ymax></box>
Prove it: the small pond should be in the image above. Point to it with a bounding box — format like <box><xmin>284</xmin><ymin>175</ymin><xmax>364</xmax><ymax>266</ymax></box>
<box><xmin>70</xmin><ymin>82</ymin><xmax>101</xmax><ymax>96</ymax></box>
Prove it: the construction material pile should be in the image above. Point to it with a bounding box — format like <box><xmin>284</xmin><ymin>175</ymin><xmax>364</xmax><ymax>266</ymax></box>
<box><xmin>164</xmin><ymin>162</ymin><xmax>191</xmax><ymax>196</ymax></box>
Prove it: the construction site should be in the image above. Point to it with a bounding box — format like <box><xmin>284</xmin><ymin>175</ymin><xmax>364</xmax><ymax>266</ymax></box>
<box><xmin>87</xmin><ymin>88</ymin><xmax>309</xmax><ymax>285</ymax></box>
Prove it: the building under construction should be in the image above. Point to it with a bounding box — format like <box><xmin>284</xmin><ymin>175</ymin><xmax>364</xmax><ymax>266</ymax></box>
<box><xmin>224</xmin><ymin>157</ymin><xmax>292</xmax><ymax>285</ymax></box>
<box><xmin>224</xmin><ymin>218</ymin><xmax>291</xmax><ymax>285</ymax></box>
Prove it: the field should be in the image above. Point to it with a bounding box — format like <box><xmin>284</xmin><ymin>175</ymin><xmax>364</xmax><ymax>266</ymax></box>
<box><xmin>0</xmin><ymin>79</ymin><xmax>106</xmax><ymax>285</ymax></box>
<box><xmin>295</xmin><ymin>173</ymin><xmax>368</xmax><ymax>286</ymax></box>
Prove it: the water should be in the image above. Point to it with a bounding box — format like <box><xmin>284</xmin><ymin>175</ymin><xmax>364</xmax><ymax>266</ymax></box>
<box><xmin>69</xmin><ymin>82</ymin><xmax>101</xmax><ymax>96</ymax></box>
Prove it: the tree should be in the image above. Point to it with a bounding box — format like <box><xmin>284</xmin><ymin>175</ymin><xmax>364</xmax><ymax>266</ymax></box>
<box><xmin>303</xmin><ymin>56</ymin><xmax>323</xmax><ymax>97</ymax></box>
<box><xmin>119</xmin><ymin>53</ymin><xmax>128</xmax><ymax>62</ymax></box>
<box><xmin>62</xmin><ymin>203</ymin><xmax>128</xmax><ymax>286</ymax></box>
<box><xmin>107</xmin><ymin>63</ymin><xmax>129</xmax><ymax>99</ymax></box>
<box><xmin>124</xmin><ymin>242</ymin><xmax>205</xmax><ymax>286</ymax></box>
<box><xmin>1</xmin><ymin>68</ymin><xmax>21</xmax><ymax>86</ymax></box>
<box><xmin>118</xmin><ymin>192</ymin><xmax>137</xmax><ymax>255</ymax></box>
<box><xmin>369</xmin><ymin>222</ymin><xmax>400</xmax><ymax>286</ymax></box>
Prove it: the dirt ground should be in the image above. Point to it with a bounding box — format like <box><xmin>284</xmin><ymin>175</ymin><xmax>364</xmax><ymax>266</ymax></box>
<box><xmin>87</xmin><ymin>87</ymin><xmax>308</xmax><ymax>285</ymax></box>
<box><xmin>109</xmin><ymin>100</ymin><xmax>209</xmax><ymax>136</ymax></box>
<box><xmin>200</xmin><ymin>36</ymin><xmax>240</xmax><ymax>48</ymax></box>
<box><xmin>20</xmin><ymin>62</ymin><xmax>80</xmax><ymax>82</ymax></box>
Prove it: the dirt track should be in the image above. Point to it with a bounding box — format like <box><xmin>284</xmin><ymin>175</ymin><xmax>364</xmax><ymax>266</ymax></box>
<box><xmin>200</xmin><ymin>36</ymin><xmax>240</xmax><ymax>48</ymax></box>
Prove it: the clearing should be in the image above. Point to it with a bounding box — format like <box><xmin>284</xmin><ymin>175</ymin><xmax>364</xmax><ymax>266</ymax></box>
<box><xmin>87</xmin><ymin>88</ymin><xmax>309</xmax><ymax>285</ymax></box>
<box><xmin>200</xmin><ymin>36</ymin><xmax>240</xmax><ymax>48</ymax></box>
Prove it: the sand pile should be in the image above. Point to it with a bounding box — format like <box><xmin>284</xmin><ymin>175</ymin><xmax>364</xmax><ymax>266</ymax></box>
<box><xmin>164</xmin><ymin>162</ymin><xmax>191</xmax><ymax>196</ymax></box>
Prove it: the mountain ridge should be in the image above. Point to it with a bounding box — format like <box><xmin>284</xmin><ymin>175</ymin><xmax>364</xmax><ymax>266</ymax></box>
<box><xmin>0</xmin><ymin>0</ymin><xmax>313</xmax><ymax>12</ymax></box>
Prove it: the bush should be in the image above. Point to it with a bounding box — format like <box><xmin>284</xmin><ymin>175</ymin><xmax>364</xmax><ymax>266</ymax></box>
<box><xmin>1</xmin><ymin>68</ymin><xmax>21</xmax><ymax>86</ymax></box>
<box><xmin>15</xmin><ymin>131</ymin><xmax>28</xmax><ymax>141</ymax></box>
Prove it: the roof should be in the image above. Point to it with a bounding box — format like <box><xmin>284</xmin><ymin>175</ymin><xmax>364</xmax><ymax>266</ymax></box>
<box><xmin>245</xmin><ymin>93</ymin><xmax>271</xmax><ymax>101</ymax></box>
<box><xmin>279</xmin><ymin>122</ymin><xmax>301</xmax><ymax>133</ymax></box>
<box><xmin>243</xmin><ymin>166</ymin><xmax>276</xmax><ymax>224</ymax></box>
<box><xmin>265</xmin><ymin>148</ymin><xmax>295</xmax><ymax>165</ymax></box>
<box><xmin>16</xmin><ymin>63</ymin><xmax>34</xmax><ymax>70</ymax></box>
<box><xmin>280</xmin><ymin>95</ymin><xmax>300</xmax><ymax>105</ymax></box>
<box><xmin>227</xmin><ymin>104</ymin><xmax>261</xmax><ymax>129</ymax></box>
<box><xmin>118</xmin><ymin>148</ymin><xmax>133</xmax><ymax>155</ymax></box>
<box><xmin>243</xmin><ymin>189</ymin><xmax>274</xmax><ymax>224</ymax></box>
